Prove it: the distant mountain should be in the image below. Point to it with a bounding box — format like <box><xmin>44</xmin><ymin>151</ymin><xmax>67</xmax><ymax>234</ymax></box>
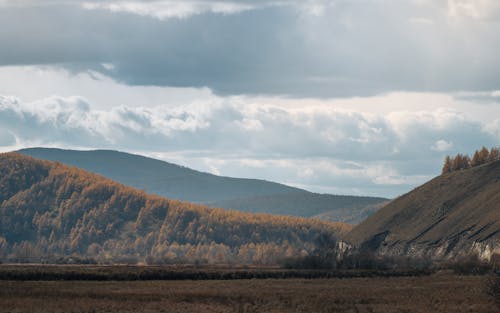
<box><xmin>211</xmin><ymin>194</ymin><xmax>390</xmax><ymax>224</ymax></box>
<box><xmin>19</xmin><ymin>148</ymin><xmax>388</xmax><ymax>223</ymax></box>
<box><xmin>313</xmin><ymin>201</ymin><xmax>390</xmax><ymax>225</ymax></box>
<box><xmin>0</xmin><ymin>153</ymin><xmax>350</xmax><ymax>264</ymax></box>
<box><xmin>346</xmin><ymin>159</ymin><xmax>500</xmax><ymax>261</ymax></box>
<box><xmin>19</xmin><ymin>148</ymin><xmax>299</xmax><ymax>203</ymax></box>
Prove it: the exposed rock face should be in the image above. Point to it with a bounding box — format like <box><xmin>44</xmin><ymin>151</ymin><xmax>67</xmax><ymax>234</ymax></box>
<box><xmin>346</xmin><ymin>160</ymin><xmax>500</xmax><ymax>261</ymax></box>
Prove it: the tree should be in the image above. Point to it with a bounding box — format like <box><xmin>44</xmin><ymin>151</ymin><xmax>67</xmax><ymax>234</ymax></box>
<box><xmin>471</xmin><ymin>150</ymin><xmax>481</xmax><ymax>167</ymax></box>
<box><xmin>442</xmin><ymin>155</ymin><xmax>453</xmax><ymax>174</ymax></box>
<box><xmin>451</xmin><ymin>154</ymin><xmax>470</xmax><ymax>171</ymax></box>
<box><xmin>489</xmin><ymin>147</ymin><xmax>500</xmax><ymax>162</ymax></box>
<box><xmin>478</xmin><ymin>146</ymin><xmax>490</xmax><ymax>165</ymax></box>
<box><xmin>0</xmin><ymin>237</ymin><xmax>8</xmax><ymax>259</ymax></box>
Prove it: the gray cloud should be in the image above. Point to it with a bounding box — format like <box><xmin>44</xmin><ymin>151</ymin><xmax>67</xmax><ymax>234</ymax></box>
<box><xmin>0</xmin><ymin>1</ymin><xmax>500</xmax><ymax>96</ymax></box>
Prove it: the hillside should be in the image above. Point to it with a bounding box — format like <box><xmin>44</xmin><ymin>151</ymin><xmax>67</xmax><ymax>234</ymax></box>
<box><xmin>346</xmin><ymin>159</ymin><xmax>500</xmax><ymax>261</ymax></box>
<box><xmin>19</xmin><ymin>148</ymin><xmax>388</xmax><ymax>223</ymax></box>
<box><xmin>210</xmin><ymin>194</ymin><xmax>389</xmax><ymax>224</ymax></box>
<box><xmin>18</xmin><ymin>148</ymin><xmax>299</xmax><ymax>203</ymax></box>
<box><xmin>0</xmin><ymin>153</ymin><xmax>351</xmax><ymax>264</ymax></box>
<box><xmin>313</xmin><ymin>201</ymin><xmax>390</xmax><ymax>225</ymax></box>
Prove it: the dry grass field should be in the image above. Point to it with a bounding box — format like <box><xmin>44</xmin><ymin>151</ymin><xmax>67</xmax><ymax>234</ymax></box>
<box><xmin>0</xmin><ymin>272</ymin><xmax>497</xmax><ymax>313</ymax></box>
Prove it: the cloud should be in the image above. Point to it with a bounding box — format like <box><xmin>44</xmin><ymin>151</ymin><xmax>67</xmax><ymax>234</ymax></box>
<box><xmin>82</xmin><ymin>1</ymin><xmax>256</xmax><ymax>20</ymax></box>
<box><xmin>1</xmin><ymin>88</ymin><xmax>498</xmax><ymax>197</ymax></box>
<box><xmin>0</xmin><ymin>0</ymin><xmax>499</xmax><ymax>96</ymax></box>
<box><xmin>447</xmin><ymin>0</ymin><xmax>500</xmax><ymax>20</ymax></box>
<box><xmin>431</xmin><ymin>139</ymin><xmax>454</xmax><ymax>151</ymax></box>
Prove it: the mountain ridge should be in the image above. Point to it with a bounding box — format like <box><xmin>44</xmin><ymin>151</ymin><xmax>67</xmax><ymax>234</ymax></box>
<box><xmin>18</xmin><ymin>147</ymin><xmax>388</xmax><ymax>223</ymax></box>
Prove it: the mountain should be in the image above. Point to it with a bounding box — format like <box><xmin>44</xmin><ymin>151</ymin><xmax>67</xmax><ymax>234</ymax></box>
<box><xmin>211</xmin><ymin>195</ymin><xmax>390</xmax><ymax>224</ymax></box>
<box><xmin>0</xmin><ymin>153</ymin><xmax>350</xmax><ymax>264</ymax></box>
<box><xmin>19</xmin><ymin>148</ymin><xmax>299</xmax><ymax>203</ymax></box>
<box><xmin>346</xmin><ymin>159</ymin><xmax>500</xmax><ymax>261</ymax></box>
<box><xmin>313</xmin><ymin>201</ymin><xmax>390</xmax><ymax>225</ymax></box>
<box><xmin>19</xmin><ymin>148</ymin><xmax>388</xmax><ymax>223</ymax></box>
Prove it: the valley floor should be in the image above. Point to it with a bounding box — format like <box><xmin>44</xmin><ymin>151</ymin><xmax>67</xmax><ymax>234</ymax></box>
<box><xmin>0</xmin><ymin>272</ymin><xmax>497</xmax><ymax>313</ymax></box>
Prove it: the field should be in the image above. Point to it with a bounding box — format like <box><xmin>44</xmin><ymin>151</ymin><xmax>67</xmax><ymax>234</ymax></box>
<box><xmin>0</xmin><ymin>267</ymin><xmax>497</xmax><ymax>313</ymax></box>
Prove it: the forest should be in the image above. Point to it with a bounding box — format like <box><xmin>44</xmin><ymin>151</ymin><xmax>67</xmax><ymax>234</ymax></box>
<box><xmin>442</xmin><ymin>146</ymin><xmax>500</xmax><ymax>174</ymax></box>
<box><xmin>0</xmin><ymin>153</ymin><xmax>350</xmax><ymax>265</ymax></box>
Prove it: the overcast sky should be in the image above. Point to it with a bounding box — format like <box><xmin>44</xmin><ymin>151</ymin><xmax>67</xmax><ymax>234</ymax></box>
<box><xmin>1</xmin><ymin>0</ymin><xmax>499</xmax><ymax>197</ymax></box>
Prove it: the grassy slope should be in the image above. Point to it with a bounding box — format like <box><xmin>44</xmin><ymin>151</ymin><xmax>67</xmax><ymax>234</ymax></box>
<box><xmin>347</xmin><ymin>160</ymin><xmax>500</xmax><ymax>252</ymax></box>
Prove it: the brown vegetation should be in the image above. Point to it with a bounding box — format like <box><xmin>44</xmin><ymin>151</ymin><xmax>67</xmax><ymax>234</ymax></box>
<box><xmin>0</xmin><ymin>265</ymin><xmax>432</xmax><ymax>281</ymax></box>
<box><xmin>0</xmin><ymin>273</ymin><xmax>497</xmax><ymax>313</ymax></box>
<box><xmin>487</xmin><ymin>273</ymin><xmax>500</xmax><ymax>309</ymax></box>
<box><xmin>442</xmin><ymin>146</ymin><xmax>500</xmax><ymax>174</ymax></box>
<box><xmin>0</xmin><ymin>153</ymin><xmax>350</xmax><ymax>265</ymax></box>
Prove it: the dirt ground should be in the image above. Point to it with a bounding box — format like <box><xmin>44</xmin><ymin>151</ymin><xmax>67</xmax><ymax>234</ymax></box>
<box><xmin>0</xmin><ymin>272</ymin><xmax>497</xmax><ymax>313</ymax></box>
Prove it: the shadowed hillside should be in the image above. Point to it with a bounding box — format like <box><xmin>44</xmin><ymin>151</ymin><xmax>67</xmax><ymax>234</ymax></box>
<box><xmin>18</xmin><ymin>148</ymin><xmax>298</xmax><ymax>203</ymax></box>
<box><xmin>19</xmin><ymin>148</ymin><xmax>388</xmax><ymax>223</ymax></box>
<box><xmin>211</xmin><ymin>194</ymin><xmax>390</xmax><ymax>224</ymax></box>
<box><xmin>0</xmin><ymin>153</ymin><xmax>350</xmax><ymax>265</ymax></box>
<box><xmin>347</xmin><ymin>159</ymin><xmax>500</xmax><ymax>261</ymax></box>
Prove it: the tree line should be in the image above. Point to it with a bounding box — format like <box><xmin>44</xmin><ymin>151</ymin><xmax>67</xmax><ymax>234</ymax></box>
<box><xmin>442</xmin><ymin>146</ymin><xmax>500</xmax><ymax>174</ymax></box>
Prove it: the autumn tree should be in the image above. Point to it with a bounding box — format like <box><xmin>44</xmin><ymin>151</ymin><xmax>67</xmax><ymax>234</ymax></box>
<box><xmin>451</xmin><ymin>153</ymin><xmax>470</xmax><ymax>171</ymax></box>
<box><xmin>442</xmin><ymin>155</ymin><xmax>453</xmax><ymax>174</ymax></box>
<box><xmin>489</xmin><ymin>147</ymin><xmax>500</xmax><ymax>162</ymax></box>
<box><xmin>471</xmin><ymin>150</ymin><xmax>481</xmax><ymax>167</ymax></box>
<box><xmin>471</xmin><ymin>146</ymin><xmax>491</xmax><ymax>167</ymax></box>
<box><xmin>442</xmin><ymin>146</ymin><xmax>500</xmax><ymax>174</ymax></box>
<box><xmin>479</xmin><ymin>146</ymin><xmax>490</xmax><ymax>164</ymax></box>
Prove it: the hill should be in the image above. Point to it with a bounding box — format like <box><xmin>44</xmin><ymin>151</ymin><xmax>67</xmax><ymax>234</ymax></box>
<box><xmin>210</xmin><ymin>194</ymin><xmax>390</xmax><ymax>224</ymax></box>
<box><xmin>18</xmin><ymin>148</ymin><xmax>388</xmax><ymax>223</ymax></box>
<box><xmin>0</xmin><ymin>153</ymin><xmax>351</xmax><ymax>264</ymax></box>
<box><xmin>313</xmin><ymin>201</ymin><xmax>390</xmax><ymax>225</ymax></box>
<box><xmin>346</xmin><ymin>159</ymin><xmax>500</xmax><ymax>261</ymax></box>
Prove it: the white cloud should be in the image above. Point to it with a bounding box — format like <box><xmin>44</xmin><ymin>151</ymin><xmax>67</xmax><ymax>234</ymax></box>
<box><xmin>79</xmin><ymin>0</ymin><xmax>342</xmax><ymax>20</ymax></box>
<box><xmin>408</xmin><ymin>17</ymin><xmax>434</xmax><ymax>25</ymax></box>
<box><xmin>431</xmin><ymin>139</ymin><xmax>454</xmax><ymax>151</ymax></box>
<box><xmin>1</xmin><ymin>82</ymin><xmax>499</xmax><ymax>197</ymax></box>
<box><xmin>82</xmin><ymin>1</ymin><xmax>256</xmax><ymax>20</ymax></box>
<box><xmin>0</xmin><ymin>66</ymin><xmax>215</xmax><ymax>109</ymax></box>
<box><xmin>101</xmin><ymin>63</ymin><xmax>115</xmax><ymax>70</ymax></box>
<box><xmin>447</xmin><ymin>0</ymin><xmax>500</xmax><ymax>20</ymax></box>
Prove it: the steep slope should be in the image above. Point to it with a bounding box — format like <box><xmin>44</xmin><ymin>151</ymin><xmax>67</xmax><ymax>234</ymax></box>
<box><xmin>346</xmin><ymin>160</ymin><xmax>500</xmax><ymax>260</ymax></box>
<box><xmin>0</xmin><ymin>153</ymin><xmax>351</xmax><ymax>264</ymax></box>
<box><xmin>19</xmin><ymin>148</ymin><xmax>388</xmax><ymax>221</ymax></box>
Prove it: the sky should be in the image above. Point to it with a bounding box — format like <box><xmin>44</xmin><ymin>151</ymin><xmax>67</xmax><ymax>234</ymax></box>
<box><xmin>0</xmin><ymin>0</ymin><xmax>499</xmax><ymax>197</ymax></box>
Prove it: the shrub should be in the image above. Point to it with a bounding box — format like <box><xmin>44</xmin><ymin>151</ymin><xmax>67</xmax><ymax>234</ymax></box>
<box><xmin>446</xmin><ymin>255</ymin><xmax>492</xmax><ymax>275</ymax></box>
<box><xmin>337</xmin><ymin>252</ymin><xmax>432</xmax><ymax>271</ymax></box>
<box><xmin>280</xmin><ymin>255</ymin><xmax>336</xmax><ymax>270</ymax></box>
<box><xmin>487</xmin><ymin>273</ymin><xmax>500</xmax><ymax>308</ymax></box>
